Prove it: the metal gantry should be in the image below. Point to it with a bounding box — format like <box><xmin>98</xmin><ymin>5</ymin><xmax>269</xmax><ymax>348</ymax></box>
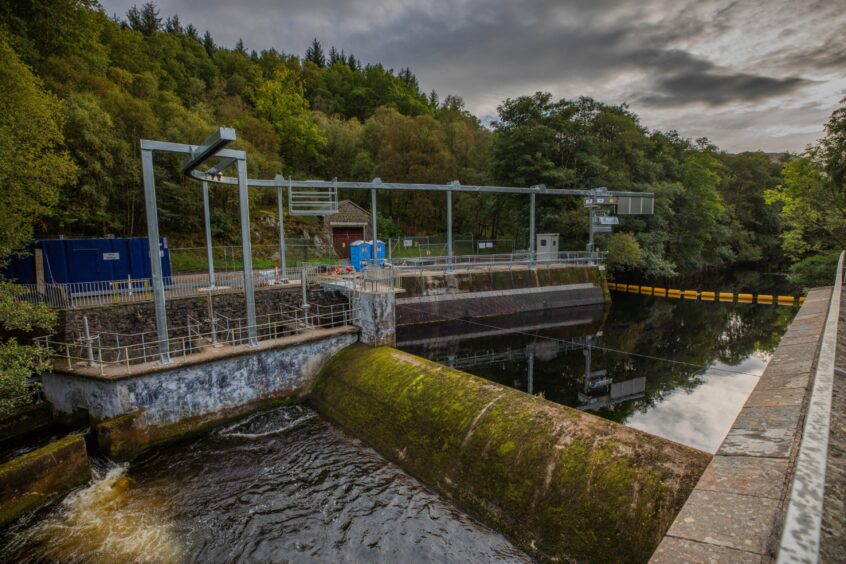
<box><xmin>140</xmin><ymin>127</ymin><xmax>655</xmax><ymax>365</ymax></box>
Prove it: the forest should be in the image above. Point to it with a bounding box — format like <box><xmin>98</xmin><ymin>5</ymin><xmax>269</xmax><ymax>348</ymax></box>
<box><xmin>1</xmin><ymin>0</ymin><xmax>845</xmax><ymax>283</ymax></box>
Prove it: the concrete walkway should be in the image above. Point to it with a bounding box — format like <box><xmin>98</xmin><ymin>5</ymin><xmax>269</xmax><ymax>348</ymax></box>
<box><xmin>651</xmin><ymin>288</ymin><xmax>832</xmax><ymax>563</ymax></box>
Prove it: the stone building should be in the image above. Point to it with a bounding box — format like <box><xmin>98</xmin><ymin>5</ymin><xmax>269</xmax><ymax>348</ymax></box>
<box><xmin>322</xmin><ymin>200</ymin><xmax>372</xmax><ymax>260</ymax></box>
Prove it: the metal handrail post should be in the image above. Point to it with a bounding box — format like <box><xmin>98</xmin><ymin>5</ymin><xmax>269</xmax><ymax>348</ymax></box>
<box><xmin>236</xmin><ymin>159</ymin><xmax>258</xmax><ymax>346</ymax></box>
<box><xmin>140</xmin><ymin>147</ymin><xmax>171</xmax><ymax>364</ymax></box>
<box><xmin>202</xmin><ymin>181</ymin><xmax>216</xmax><ymax>288</ymax></box>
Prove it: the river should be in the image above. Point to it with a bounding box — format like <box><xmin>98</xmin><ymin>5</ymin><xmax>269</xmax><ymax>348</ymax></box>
<box><xmin>0</xmin><ymin>271</ymin><xmax>798</xmax><ymax>562</ymax></box>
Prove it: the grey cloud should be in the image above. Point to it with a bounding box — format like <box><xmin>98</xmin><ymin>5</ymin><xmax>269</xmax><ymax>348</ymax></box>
<box><xmin>99</xmin><ymin>0</ymin><xmax>845</xmax><ymax>151</ymax></box>
<box><xmin>638</xmin><ymin>71</ymin><xmax>810</xmax><ymax>107</ymax></box>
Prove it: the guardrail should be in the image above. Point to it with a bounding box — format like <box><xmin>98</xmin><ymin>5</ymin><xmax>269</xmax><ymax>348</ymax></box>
<box><xmin>777</xmin><ymin>250</ymin><xmax>844</xmax><ymax>562</ymax></box>
<box><xmin>389</xmin><ymin>251</ymin><xmax>604</xmax><ymax>269</ymax></box>
<box><xmin>9</xmin><ymin>265</ymin><xmax>322</xmax><ymax>310</ymax></box>
<box><xmin>36</xmin><ymin>301</ymin><xmax>358</xmax><ymax>376</ymax></box>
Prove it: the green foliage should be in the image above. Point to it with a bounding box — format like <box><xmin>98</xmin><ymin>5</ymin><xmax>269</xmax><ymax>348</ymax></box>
<box><xmin>605</xmin><ymin>233</ymin><xmax>645</xmax><ymax>272</ymax></box>
<box><xmin>0</xmin><ymin>33</ymin><xmax>77</xmax><ymax>260</ymax></box>
<box><xmin>787</xmin><ymin>251</ymin><xmax>841</xmax><ymax>288</ymax></box>
<box><xmin>0</xmin><ymin>0</ymin><xmax>818</xmax><ymax>281</ymax></box>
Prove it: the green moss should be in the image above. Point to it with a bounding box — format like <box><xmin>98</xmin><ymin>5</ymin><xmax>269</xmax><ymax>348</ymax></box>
<box><xmin>0</xmin><ymin>434</ymin><xmax>90</xmax><ymax>527</ymax></box>
<box><xmin>311</xmin><ymin>345</ymin><xmax>710</xmax><ymax>562</ymax></box>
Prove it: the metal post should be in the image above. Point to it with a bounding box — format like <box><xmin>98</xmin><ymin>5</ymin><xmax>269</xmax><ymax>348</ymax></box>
<box><xmin>277</xmin><ymin>183</ymin><xmax>287</xmax><ymax>279</ymax></box>
<box><xmin>140</xmin><ymin>148</ymin><xmax>170</xmax><ymax>364</ymax></box>
<box><xmin>529</xmin><ymin>193</ymin><xmax>536</xmax><ymax>263</ymax></box>
<box><xmin>588</xmin><ymin>206</ymin><xmax>596</xmax><ymax>260</ymax></box>
<box><xmin>447</xmin><ymin>190</ymin><xmax>453</xmax><ymax>269</ymax></box>
<box><xmin>202</xmin><ymin>181</ymin><xmax>216</xmax><ymax>288</ymax></box>
<box><xmin>237</xmin><ymin>159</ymin><xmax>258</xmax><ymax>346</ymax></box>
<box><xmin>301</xmin><ymin>269</ymin><xmax>310</xmax><ymax>328</ymax></box>
<box><xmin>527</xmin><ymin>343</ymin><xmax>534</xmax><ymax>395</ymax></box>
<box><xmin>370</xmin><ymin>188</ymin><xmax>378</xmax><ymax>265</ymax></box>
<box><xmin>83</xmin><ymin>316</ymin><xmax>95</xmax><ymax>367</ymax></box>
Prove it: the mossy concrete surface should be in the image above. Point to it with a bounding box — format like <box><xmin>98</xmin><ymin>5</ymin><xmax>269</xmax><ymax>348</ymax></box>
<box><xmin>0</xmin><ymin>402</ymin><xmax>53</xmax><ymax>443</ymax></box>
<box><xmin>0</xmin><ymin>434</ymin><xmax>90</xmax><ymax>527</ymax></box>
<box><xmin>311</xmin><ymin>345</ymin><xmax>710</xmax><ymax>563</ymax></box>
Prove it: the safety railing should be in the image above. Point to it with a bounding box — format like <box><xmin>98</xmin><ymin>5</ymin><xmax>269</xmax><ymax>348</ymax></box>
<box><xmin>387</xmin><ymin>251</ymin><xmax>605</xmax><ymax>272</ymax></box>
<box><xmin>36</xmin><ymin>301</ymin><xmax>358</xmax><ymax>376</ymax></box>
<box><xmin>9</xmin><ymin>265</ymin><xmax>321</xmax><ymax>310</ymax></box>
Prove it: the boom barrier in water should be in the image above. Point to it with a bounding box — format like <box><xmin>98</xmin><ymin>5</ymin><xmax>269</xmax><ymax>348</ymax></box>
<box><xmin>607</xmin><ymin>282</ymin><xmax>804</xmax><ymax>305</ymax></box>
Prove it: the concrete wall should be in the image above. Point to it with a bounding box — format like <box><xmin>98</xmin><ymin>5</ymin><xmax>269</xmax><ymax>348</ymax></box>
<box><xmin>0</xmin><ymin>434</ymin><xmax>90</xmax><ymax>526</ymax></box>
<box><xmin>43</xmin><ymin>331</ymin><xmax>357</xmax><ymax>426</ymax></box>
<box><xmin>395</xmin><ymin>265</ymin><xmax>608</xmax><ymax>326</ymax></box>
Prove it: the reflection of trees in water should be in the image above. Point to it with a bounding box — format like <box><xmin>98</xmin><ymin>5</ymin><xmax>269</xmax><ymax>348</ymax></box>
<box><xmin>400</xmin><ymin>284</ymin><xmax>795</xmax><ymax>426</ymax></box>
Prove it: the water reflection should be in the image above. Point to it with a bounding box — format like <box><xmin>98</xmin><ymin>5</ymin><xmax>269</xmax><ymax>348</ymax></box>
<box><xmin>397</xmin><ymin>273</ymin><xmax>796</xmax><ymax>453</ymax></box>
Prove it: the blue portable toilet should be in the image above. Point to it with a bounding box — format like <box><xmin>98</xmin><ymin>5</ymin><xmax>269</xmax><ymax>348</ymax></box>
<box><xmin>349</xmin><ymin>240</ymin><xmax>386</xmax><ymax>271</ymax></box>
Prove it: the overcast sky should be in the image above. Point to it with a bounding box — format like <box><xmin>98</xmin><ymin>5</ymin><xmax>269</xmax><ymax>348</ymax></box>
<box><xmin>101</xmin><ymin>0</ymin><xmax>846</xmax><ymax>152</ymax></box>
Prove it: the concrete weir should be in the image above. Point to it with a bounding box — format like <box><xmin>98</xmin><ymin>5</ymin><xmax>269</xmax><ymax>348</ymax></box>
<box><xmin>395</xmin><ymin>263</ymin><xmax>609</xmax><ymax>326</ymax></box>
<box><xmin>310</xmin><ymin>344</ymin><xmax>710</xmax><ymax>563</ymax></box>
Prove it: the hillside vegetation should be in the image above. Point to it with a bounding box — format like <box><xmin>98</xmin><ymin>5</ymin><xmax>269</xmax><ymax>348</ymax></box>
<box><xmin>1</xmin><ymin>0</ymin><xmax>845</xmax><ymax>283</ymax></box>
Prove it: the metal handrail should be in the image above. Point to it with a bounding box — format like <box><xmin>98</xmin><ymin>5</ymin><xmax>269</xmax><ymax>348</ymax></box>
<box><xmin>8</xmin><ymin>265</ymin><xmax>323</xmax><ymax>310</ymax></box>
<box><xmin>36</xmin><ymin>301</ymin><xmax>359</xmax><ymax>375</ymax></box>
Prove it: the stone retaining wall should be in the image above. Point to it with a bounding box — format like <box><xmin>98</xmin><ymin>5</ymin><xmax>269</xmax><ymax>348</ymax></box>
<box><xmin>55</xmin><ymin>285</ymin><xmax>347</xmax><ymax>344</ymax></box>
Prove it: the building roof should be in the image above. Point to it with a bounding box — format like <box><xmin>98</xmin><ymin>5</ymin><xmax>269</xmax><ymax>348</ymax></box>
<box><xmin>328</xmin><ymin>200</ymin><xmax>370</xmax><ymax>225</ymax></box>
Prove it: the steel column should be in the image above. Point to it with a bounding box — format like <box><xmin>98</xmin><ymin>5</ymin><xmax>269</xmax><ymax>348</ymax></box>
<box><xmin>277</xmin><ymin>184</ymin><xmax>287</xmax><ymax>279</ymax></box>
<box><xmin>140</xmin><ymin>148</ymin><xmax>171</xmax><ymax>364</ymax></box>
<box><xmin>202</xmin><ymin>181</ymin><xmax>216</xmax><ymax>288</ymax></box>
<box><xmin>236</xmin><ymin>159</ymin><xmax>258</xmax><ymax>346</ymax></box>
<box><xmin>370</xmin><ymin>189</ymin><xmax>378</xmax><ymax>264</ymax></box>
<box><xmin>588</xmin><ymin>207</ymin><xmax>596</xmax><ymax>253</ymax></box>
<box><xmin>447</xmin><ymin>190</ymin><xmax>453</xmax><ymax>269</ymax></box>
<box><xmin>529</xmin><ymin>193</ymin><xmax>536</xmax><ymax>262</ymax></box>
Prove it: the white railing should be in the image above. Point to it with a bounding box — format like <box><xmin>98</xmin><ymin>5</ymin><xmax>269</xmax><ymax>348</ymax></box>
<box><xmin>36</xmin><ymin>301</ymin><xmax>358</xmax><ymax>376</ymax></box>
<box><xmin>9</xmin><ymin>265</ymin><xmax>321</xmax><ymax>310</ymax></box>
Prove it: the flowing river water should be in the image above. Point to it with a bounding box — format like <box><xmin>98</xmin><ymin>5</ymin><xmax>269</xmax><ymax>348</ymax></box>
<box><xmin>0</xmin><ymin>271</ymin><xmax>797</xmax><ymax>562</ymax></box>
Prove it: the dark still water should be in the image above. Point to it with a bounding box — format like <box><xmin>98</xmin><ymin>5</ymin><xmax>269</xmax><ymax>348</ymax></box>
<box><xmin>1</xmin><ymin>405</ymin><xmax>530</xmax><ymax>563</ymax></box>
<box><xmin>397</xmin><ymin>271</ymin><xmax>798</xmax><ymax>453</ymax></box>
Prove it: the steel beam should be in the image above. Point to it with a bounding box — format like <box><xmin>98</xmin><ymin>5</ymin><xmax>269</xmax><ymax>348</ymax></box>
<box><xmin>371</xmin><ymin>188</ymin><xmax>378</xmax><ymax>263</ymax></box>
<box><xmin>529</xmin><ymin>192</ymin><xmax>536</xmax><ymax>262</ymax></box>
<box><xmin>180</xmin><ymin>127</ymin><xmax>236</xmax><ymax>175</ymax></box>
<box><xmin>277</xmin><ymin>182</ymin><xmax>287</xmax><ymax>279</ymax></box>
<box><xmin>202</xmin><ymin>181</ymin><xmax>216</xmax><ymax>288</ymax></box>
<box><xmin>447</xmin><ymin>190</ymin><xmax>453</xmax><ymax>269</ymax></box>
<box><xmin>140</xmin><ymin>148</ymin><xmax>171</xmax><ymax>364</ymax></box>
<box><xmin>236</xmin><ymin>159</ymin><xmax>258</xmax><ymax>346</ymax></box>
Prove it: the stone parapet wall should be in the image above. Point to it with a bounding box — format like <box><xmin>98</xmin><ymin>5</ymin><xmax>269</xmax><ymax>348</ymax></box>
<box><xmin>651</xmin><ymin>287</ymin><xmax>832</xmax><ymax>563</ymax></box>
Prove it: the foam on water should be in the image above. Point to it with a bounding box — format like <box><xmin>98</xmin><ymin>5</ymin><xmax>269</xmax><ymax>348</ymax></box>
<box><xmin>2</xmin><ymin>459</ymin><xmax>184</xmax><ymax>563</ymax></box>
<box><xmin>218</xmin><ymin>405</ymin><xmax>317</xmax><ymax>439</ymax></box>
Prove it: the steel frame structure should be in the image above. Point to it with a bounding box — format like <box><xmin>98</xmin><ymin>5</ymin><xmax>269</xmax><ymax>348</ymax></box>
<box><xmin>140</xmin><ymin>127</ymin><xmax>654</xmax><ymax>364</ymax></box>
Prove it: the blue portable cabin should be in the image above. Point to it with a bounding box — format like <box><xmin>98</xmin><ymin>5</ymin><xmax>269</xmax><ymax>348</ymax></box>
<box><xmin>2</xmin><ymin>237</ymin><xmax>172</xmax><ymax>286</ymax></box>
<box><xmin>349</xmin><ymin>240</ymin><xmax>386</xmax><ymax>271</ymax></box>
